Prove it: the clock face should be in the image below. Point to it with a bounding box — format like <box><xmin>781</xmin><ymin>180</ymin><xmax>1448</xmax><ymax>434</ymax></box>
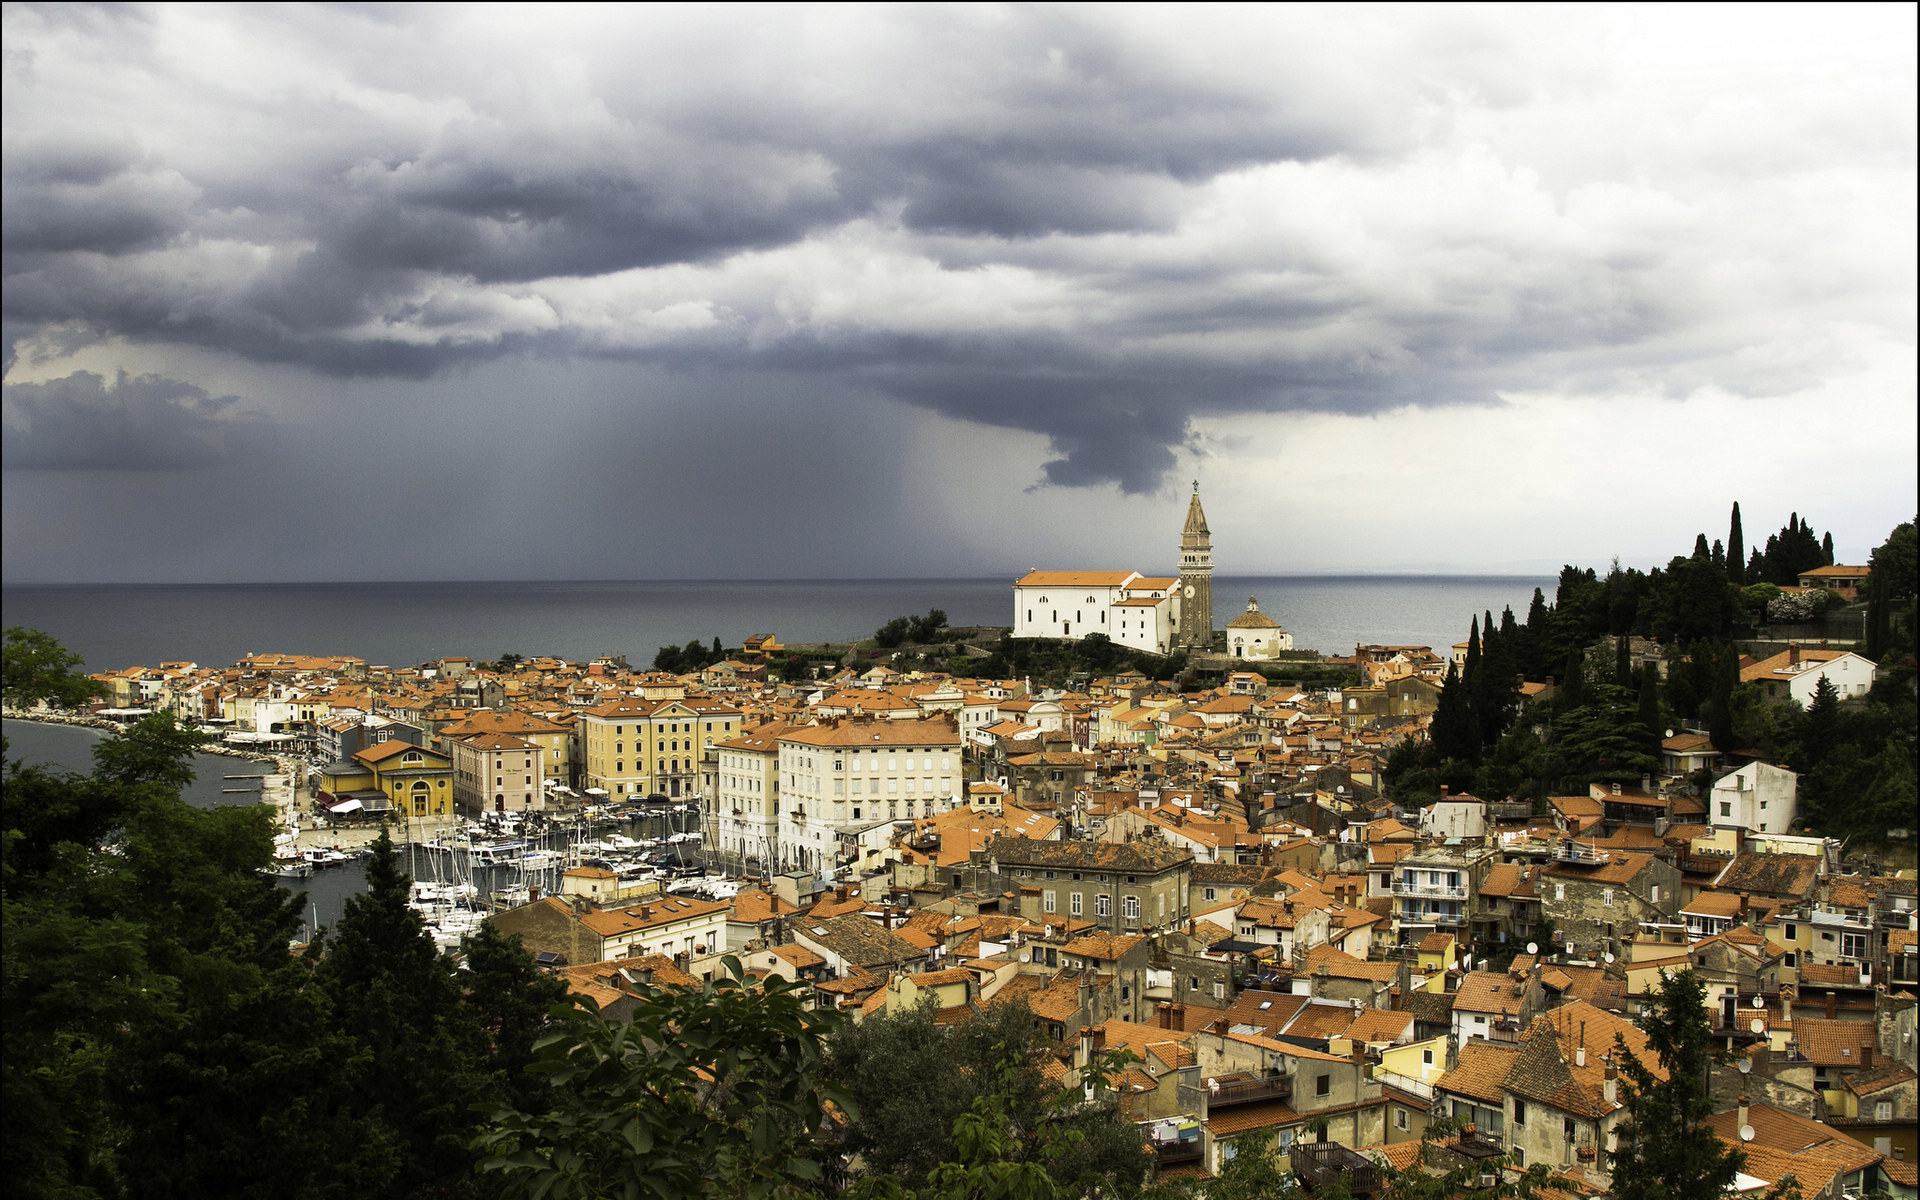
<box><xmin>1184</xmin><ymin>585</ymin><xmax>1195</xmax><ymax>598</ymax></box>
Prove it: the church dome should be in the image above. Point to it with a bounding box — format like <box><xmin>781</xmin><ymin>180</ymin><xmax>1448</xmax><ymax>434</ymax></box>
<box><xmin>1226</xmin><ymin>597</ymin><xmax>1283</xmax><ymax>629</ymax></box>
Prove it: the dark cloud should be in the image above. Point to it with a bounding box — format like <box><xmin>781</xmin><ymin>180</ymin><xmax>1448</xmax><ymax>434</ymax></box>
<box><xmin>2</xmin><ymin>370</ymin><xmax>270</xmax><ymax>469</ymax></box>
<box><xmin>0</xmin><ymin>4</ymin><xmax>1911</xmax><ymax>506</ymax></box>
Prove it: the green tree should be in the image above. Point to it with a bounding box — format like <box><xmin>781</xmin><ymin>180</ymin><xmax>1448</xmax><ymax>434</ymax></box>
<box><xmin>475</xmin><ymin>961</ymin><xmax>845</xmax><ymax>1200</ymax></box>
<box><xmin>2</xmin><ymin>625</ymin><xmax>109</xmax><ymax>709</ymax></box>
<box><xmin>828</xmin><ymin>997</ymin><xmax>1148</xmax><ymax>1195</ymax></box>
<box><xmin>313</xmin><ymin>829</ymin><xmax>493</xmax><ymax>1195</ymax></box>
<box><xmin>1608</xmin><ymin>968</ymin><xmax>1743</xmax><ymax>1200</ymax></box>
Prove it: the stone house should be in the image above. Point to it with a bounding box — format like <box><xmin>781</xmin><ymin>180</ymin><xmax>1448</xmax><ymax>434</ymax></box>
<box><xmin>1539</xmin><ymin>848</ymin><xmax>1682</xmax><ymax>962</ymax></box>
<box><xmin>983</xmin><ymin>836</ymin><xmax>1194</xmax><ymax>935</ymax></box>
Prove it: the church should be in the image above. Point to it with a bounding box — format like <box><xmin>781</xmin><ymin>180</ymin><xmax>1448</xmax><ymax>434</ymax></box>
<box><xmin>1010</xmin><ymin>485</ymin><xmax>1287</xmax><ymax>658</ymax></box>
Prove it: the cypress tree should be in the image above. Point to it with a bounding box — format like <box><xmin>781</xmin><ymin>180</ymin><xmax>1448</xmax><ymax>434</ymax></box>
<box><xmin>1822</xmin><ymin>531</ymin><xmax>1835</xmax><ymax>565</ymax></box>
<box><xmin>1711</xmin><ymin>538</ymin><xmax>1725</xmax><ymax>571</ymax></box>
<box><xmin>1708</xmin><ymin>647</ymin><xmax>1738</xmax><ymax>752</ymax></box>
<box><xmin>1561</xmin><ymin>644</ymin><xmax>1585</xmax><ymax>711</ymax></box>
<box><xmin>1728</xmin><ymin>502</ymin><xmax>1745</xmax><ymax>584</ymax></box>
<box><xmin>1615</xmin><ymin>634</ymin><xmax>1633</xmax><ymax>689</ymax></box>
<box><xmin>1431</xmin><ymin>662</ymin><xmax>1480</xmax><ymax>765</ymax></box>
<box><xmin>1692</xmin><ymin>533</ymin><xmax>1711</xmax><ymax>560</ymax></box>
<box><xmin>1637</xmin><ymin>665</ymin><xmax>1662</xmax><ymax>757</ymax></box>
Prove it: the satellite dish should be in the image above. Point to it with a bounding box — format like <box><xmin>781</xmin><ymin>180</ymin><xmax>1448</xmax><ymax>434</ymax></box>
<box><xmin>1737</xmin><ymin>1058</ymin><xmax>1752</xmax><ymax>1075</ymax></box>
<box><xmin>1750</xmin><ymin>1018</ymin><xmax>1766</xmax><ymax>1035</ymax></box>
<box><xmin>1604</xmin><ymin>952</ymin><xmax>1615</xmax><ymax>964</ymax></box>
<box><xmin>1739</xmin><ymin>1125</ymin><xmax>1755</xmax><ymax>1143</ymax></box>
<box><xmin>1665</xmin><ymin>729</ymin><xmax>1675</xmax><ymax>739</ymax></box>
<box><xmin>1751</xmin><ymin>995</ymin><xmax>1766</xmax><ymax>1008</ymax></box>
<box><xmin>1526</xmin><ymin>942</ymin><xmax>1539</xmax><ymax>956</ymax></box>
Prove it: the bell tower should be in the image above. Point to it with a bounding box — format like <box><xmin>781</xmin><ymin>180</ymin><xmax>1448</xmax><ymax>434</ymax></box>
<box><xmin>1178</xmin><ymin>481</ymin><xmax>1213</xmax><ymax>651</ymax></box>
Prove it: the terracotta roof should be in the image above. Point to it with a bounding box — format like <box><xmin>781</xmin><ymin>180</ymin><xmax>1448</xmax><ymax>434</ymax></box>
<box><xmin>1014</xmin><ymin>570</ymin><xmax>1142</xmax><ymax>587</ymax></box>
<box><xmin>1842</xmin><ymin>1061</ymin><xmax>1916</xmax><ymax>1096</ymax></box>
<box><xmin>1452</xmin><ymin>970</ymin><xmax>1525</xmax><ymax>1015</ymax></box>
<box><xmin>1436</xmin><ymin>1040</ymin><xmax>1522</xmax><ymax>1104</ymax></box>
<box><xmin>1542</xmin><ymin>850</ymin><xmax>1656</xmax><ymax>885</ymax></box>
<box><xmin>1793</xmin><ymin>1018</ymin><xmax>1878</xmax><ymax>1066</ymax></box>
<box><xmin>578</xmin><ymin>896</ymin><xmax>729</xmax><ymax>938</ymax></box>
<box><xmin>988</xmin><ymin>836</ymin><xmax>1191</xmax><ymax>873</ymax></box>
<box><xmin>1202</xmin><ymin>1098</ymin><xmax>1300</xmax><ymax>1137</ymax></box>
<box><xmin>1711</xmin><ymin>852</ymin><xmax>1818</xmax><ymax>898</ymax></box>
<box><xmin>1062</xmin><ymin>933</ymin><xmax>1147</xmax><ymax>961</ymax></box>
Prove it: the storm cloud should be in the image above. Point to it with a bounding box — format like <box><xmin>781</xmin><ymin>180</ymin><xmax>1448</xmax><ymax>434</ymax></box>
<box><xmin>2</xmin><ymin>369</ymin><xmax>267</xmax><ymax>469</ymax></box>
<box><xmin>2</xmin><ymin>5</ymin><xmax>1914</xmax><ymax>583</ymax></box>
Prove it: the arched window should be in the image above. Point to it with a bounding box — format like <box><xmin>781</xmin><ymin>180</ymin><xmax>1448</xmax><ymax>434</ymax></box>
<box><xmin>616</xmin><ymin>760</ymin><xmax>624</xmax><ymax>772</ymax></box>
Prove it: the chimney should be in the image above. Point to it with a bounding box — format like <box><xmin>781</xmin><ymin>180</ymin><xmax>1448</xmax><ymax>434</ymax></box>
<box><xmin>1789</xmin><ymin>644</ymin><xmax>1800</xmax><ymax>665</ymax></box>
<box><xmin>1604</xmin><ymin>1064</ymin><xmax>1618</xmax><ymax>1104</ymax></box>
<box><xmin>1738</xmin><ymin>1095</ymin><xmax>1749</xmax><ymax>1130</ymax></box>
<box><xmin>1158</xmin><ymin>1002</ymin><xmax>1174</xmax><ymax>1030</ymax></box>
<box><xmin>1826</xmin><ymin>991</ymin><xmax>1838</xmax><ymax>1020</ymax></box>
<box><xmin>1861</xmin><ymin>1044</ymin><xmax>1873</xmax><ymax>1069</ymax></box>
<box><xmin>1611</xmin><ymin>782</ymin><xmax>1622</xmax><ymax>796</ymax></box>
<box><xmin>1640</xmin><ymin>774</ymin><xmax>1652</xmax><ymax>794</ymax></box>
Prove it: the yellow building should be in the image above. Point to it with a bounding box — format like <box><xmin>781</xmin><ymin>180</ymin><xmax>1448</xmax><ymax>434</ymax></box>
<box><xmin>579</xmin><ymin>695</ymin><xmax>742</xmax><ymax>799</ymax></box>
<box><xmin>353</xmin><ymin>740</ymin><xmax>454</xmax><ymax>817</ymax></box>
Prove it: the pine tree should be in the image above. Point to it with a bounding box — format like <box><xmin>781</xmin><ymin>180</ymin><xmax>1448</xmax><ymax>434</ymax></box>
<box><xmin>1607</xmin><ymin>969</ymin><xmax>1743</xmax><ymax>1200</ymax></box>
<box><xmin>314</xmin><ymin>829</ymin><xmax>491</xmax><ymax>1195</ymax></box>
<box><xmin>1728</xmin><ymin>502</ymin><xmax>1745</xmax><ymax>585</ymax></box>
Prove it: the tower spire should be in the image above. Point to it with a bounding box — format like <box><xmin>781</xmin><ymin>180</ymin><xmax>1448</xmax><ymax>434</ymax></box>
<box><xmin>1178</xmin><ymin>484</ymin><xmax>1213</xmax><ymax>651</ymax></box>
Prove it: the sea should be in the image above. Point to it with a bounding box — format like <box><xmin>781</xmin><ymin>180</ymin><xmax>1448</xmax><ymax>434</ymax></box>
<box><xmin>0</xmin><ymin>575</ymin><xmax>1553</xmax><ymax>676</ymax></box>
<box><xmin>2</xmin><ymin>573</ymin><xmax>1550</xmax><ymax>931</ymax></box>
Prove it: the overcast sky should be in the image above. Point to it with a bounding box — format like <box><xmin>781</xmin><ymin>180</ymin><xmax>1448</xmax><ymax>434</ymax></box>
<box><xmin>4</xmin><ymin>4</ymin><xmax>1914</xmax><ymax>583</ymax></box>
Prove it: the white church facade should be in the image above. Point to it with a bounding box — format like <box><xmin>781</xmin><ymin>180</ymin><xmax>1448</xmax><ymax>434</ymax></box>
<box><xmin>1012</xmin><ymin>485</ymin><xmax>1289</xmax><ymax>656</ymax></box>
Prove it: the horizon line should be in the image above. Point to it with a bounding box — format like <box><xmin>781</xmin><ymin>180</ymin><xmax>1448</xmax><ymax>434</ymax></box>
<box><xmin>2</xmin><ymin>570</ymin><xmax>1566</xmax><ymax>589</ymax></box>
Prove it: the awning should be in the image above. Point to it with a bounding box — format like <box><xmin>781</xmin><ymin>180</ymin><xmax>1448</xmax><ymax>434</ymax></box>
<box><xmin>328</xmin><ymin>798</ymin><xmax>364</xmax><ymax>813</ymax></box>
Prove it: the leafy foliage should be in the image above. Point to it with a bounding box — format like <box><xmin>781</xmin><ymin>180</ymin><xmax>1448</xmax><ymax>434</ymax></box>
<box><xmin>3</xmin><ymin>625</ymin><xmax>109</xmax><ymax>708</ymax></box>
<box><xmin>828</xmin><ymin>997</ymin><xmax>1149</xmax><ymax>1195</ymax></box>
<box><xmin>475</xmin><ymin>960</ymin><xmax>847</xmax><ymax>1200</ymax></box>
<box><xmin>653</xmin><ymin>636</ymin><xmax>728</xmax><ymax>674</ymax></box>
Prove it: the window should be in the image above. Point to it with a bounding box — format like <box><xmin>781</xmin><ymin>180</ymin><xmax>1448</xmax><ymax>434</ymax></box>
<box><xmin>1720</xmin><ymin>802</ymin><xmax>1732</xmax><ymax>817</ymax></box>
<box><xmin>1044</xmin><ymin>891</ymin><xmax>1056</xmax><ymax>914</ymax></box>
<box><xmin>1124</xmin><ymin>896</ymin><xmax>1140</xmax><ymax>919</ymax></box>
<box><xmin>1203</xmin><ymin>887</ymin><xmax>1217</xmax><ymax>901</ymax></box>
<box><xmin>1604</xmin><ymin>890</ymin><xmax>1614</xmax><ymax>908</ymax></box>
<box><xmin>1875</xmin><ymin>1100</ymin><xmax>1893</xmax><ymax>1121</ymax></box>
<box><xmin>1841</xmin><ymin>932</ymin><xmax>1868</xmax><ymax>959</ymax></box>
<box><xmin>1396</xmin><ymin>1107</ymin><xmax>1409</xmax><ymax>1131</ymax></box>
<box><xmin>1555</xmin><ymin>883</ymin><xmax>1565</xmax><ymax>901</ymax></box>
<box><xmin>1784</xmin><ymin>952</ymin><xmax>1797</xmax><ymax>968</ymax></box>
<box><xmin>1315</xmin><ymin>1074</ymin><xmax>1331</xmax><ymax>1098</ymax></box>
<box><xmin>1422</xmin><ymin>1048</ymin><xmax>1434</xmax><ymax>1066</ymax></box>
<box><xmin>1095</xmin><ymin>895</ymin><xmax>1111</xmax><ymax>917</ymax></box>
<box><xmin>1189</xmin><ymin>976</ymin><xmax>1200</xmax><ymax>991</ymax></box>
<box><xmin>1564</xmin><ymin>1118</ymin><xmax>1576</xmax><ymax>1142</ymax></box>
<box><xmin>1512</xmin><ymin>1099</ymin><xmax>1526</xmax><ymax>1127</ymax></box>
<box><xmin>1070</xmin><ymin>893</ymin><xmax>1083</xmax><ymax>916</ymax></box>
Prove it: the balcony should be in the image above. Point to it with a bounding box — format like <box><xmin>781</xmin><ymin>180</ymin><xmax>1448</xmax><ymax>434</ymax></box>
<box><xmin>1555</xmin><ymin>839</ymin><xmax>1607</xmax><ymax>865</ymax></box>
<box><xmin>1291</xmin><ymin>1143</ymin><xmax>1382</xmax><ymax>1197</ymax></box>
<box><xmin>1153</xmin><ymin>1139</ymin><xmax>1203</xmax><ymax>1166</ymax></box>
<box><xmin>1399</xmin><ymin>909</ymin><xmax>1465</xmax><ymax>928</ymax></box>
<box><xmin>1392</xmin><ymin>881</ymin><xmax>1468</xmax><ymax>899</ymax></box>
<box><xmin>1206</xmin><ymin>1073</ymin><xmax>1292</xmax><ymax>1108</ymax></box>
